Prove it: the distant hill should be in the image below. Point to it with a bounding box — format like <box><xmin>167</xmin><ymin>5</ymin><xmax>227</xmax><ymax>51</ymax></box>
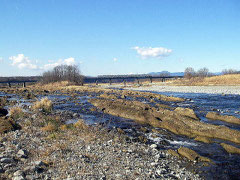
<box><xmin>148</xmin><ymin>71</ymin><xmax>184</xmax><ymax>76</ymax></box>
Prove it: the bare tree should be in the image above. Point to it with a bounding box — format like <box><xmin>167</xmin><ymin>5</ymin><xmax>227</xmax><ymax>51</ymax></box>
<box><xmin>222</xmin><ymin>69</ymin><xmax>239</xmax><ymax>75</ymax></box>
<box><xmin>184</xmin><ymin>67</ymin><xmax>195</xmax><ymax>79</ymax></box>
<box><xmin>42</xmin><ymin>65</ymin><xmax>84</xmax><ymax>85</ymax></box>
<box><xmin>196</xmin><ymin>67</ymin><xmax>210</xmax><ymax>77</ymax></box>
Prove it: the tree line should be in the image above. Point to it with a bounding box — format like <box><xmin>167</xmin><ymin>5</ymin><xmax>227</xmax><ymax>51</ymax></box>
<box><xmin>42</xmin><ymin>65</ymin><xmax>84</xmax><ymax>85</ymax></box>
<box><xmin>184</xmin><ymin>67</ymin><xmax>240</xmax><ymax>79</ymax></box>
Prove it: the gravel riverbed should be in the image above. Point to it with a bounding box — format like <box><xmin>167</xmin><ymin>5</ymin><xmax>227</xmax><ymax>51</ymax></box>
<box><xmin>123</xmin><ymin>85</ymin><xmax>240</xmax><ymax>95</ymax></box>
<box><xmin>0</xmin><ymin>112</ymin><xmax>201</xmax><ymax>180</ymax></box>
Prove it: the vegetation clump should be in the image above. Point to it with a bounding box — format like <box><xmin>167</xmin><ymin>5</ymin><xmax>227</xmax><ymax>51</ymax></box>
<box><xmin>33</xmin><ymin>97</ymin><xmax>53</xmax><ymax>113</ymax></box>
<box><xmin>9</xmin><ymin>106</ymin><xmax>25</xmax><ymax>119</ymax></box>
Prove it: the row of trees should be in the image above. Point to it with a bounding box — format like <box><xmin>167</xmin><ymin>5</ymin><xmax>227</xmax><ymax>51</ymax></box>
<box><xmin>184</xmin><ymin>67</ymin><xmax>240</xmax><ymax>79</ymax></box>
<box><xmin>184</xmin><ymin>67</ymin><xmax>211</xmax><ymax>79</ymax></box>
<box><xmin>42</xmin><ymin>65</ymin><xmax>84</xmax><ymax>85</ymax></box>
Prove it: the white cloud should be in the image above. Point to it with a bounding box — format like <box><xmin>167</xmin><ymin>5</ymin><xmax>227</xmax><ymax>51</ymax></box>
<box><xmin>133</xmin><ymin>46</ymin><xmax>172</xmax><ymax>59</ymax></box>
<box><xmin>43</xmin><ymin>57</ymin><xmax>76</xmax><ymax>70</ymax></box>
<box><xmin>113</xmin><ymin>58</ymin><xmax>118</xmax><ymax>62</ymax></box>
<box><xmin>9</xmin><ymin>54</ymin><xmax>38</xmax><ymax>70</ymax></box>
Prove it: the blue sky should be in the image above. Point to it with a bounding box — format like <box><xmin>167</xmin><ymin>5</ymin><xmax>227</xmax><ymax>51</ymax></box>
<box><xmin>0</xmin><ymin>0</ymin><xmax>239</xmax><ymax>76</ymax></box>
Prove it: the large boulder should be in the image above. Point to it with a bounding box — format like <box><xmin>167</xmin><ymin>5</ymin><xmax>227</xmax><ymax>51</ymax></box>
<box><xmin>174</xmin><ymin>107</ymin><xmax>199</xmax><ymax>120</ymax></box>
<box><xmin>206</xmin><ymin>112</ymin><xmax>240</xmax><ymax>125</ymax></box>
<box><xmin>0</xmin><ymin>108</ymin><xmax>8</xmax><ymax>117</ymax></box>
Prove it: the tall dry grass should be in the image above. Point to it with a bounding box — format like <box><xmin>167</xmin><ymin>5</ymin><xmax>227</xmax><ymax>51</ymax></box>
<box><xmin>9</xmin><ymin>106</ymin><xmax>24</xmax><ymax>119</ymax></box>
<box><xmin>32</xmin><ymin>97</ymin><xmax>53</xmax><ymax>113</ymax></box>
<box><xmin>167</xmin><ymin>74</ymin><xmax>240</xmax><ymax>86</ymax></box>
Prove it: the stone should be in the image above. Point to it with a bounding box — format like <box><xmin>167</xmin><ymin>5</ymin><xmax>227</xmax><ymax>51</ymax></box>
<box><xmin>177</xmin><ymin>147</ymin><xmax>211</xmax><ymax>162</ymax></box>
<box><xmin>174</xmin><ymin>107</ymin><xmax>199</xmax><ymax>120</ymax></box>
<box><xmin>150</xmin><ymin>144</ymin><xmax>158</xmax><ymax>149</ymax></box>
<box><xmin>220</xmin><ymin>143</ymin><xmax>240</xmax><ymax>154</ymax></box>
<box><xmin>0</xmin><ymin>157</ymin><xmax>14</xmax><ymax>164</ymax></box>
<box><xmin>13</xmin><ymin>176</ymin><xmax>25</xmax><ymax>180</ymax></box>
<box><xmin>17</xmin><ymin>149</ymin><xmax>28</xmax><ymax>157</ymax></box>
<box><xmin>0</xmin><ymin>108</ymin><xmax>8</xmax><ymax>117</ymax></box>
<box><xmin>194</xmin><ymin>136</ymin><xmax>213</xmax><ymax>144</ymax></box>
<box><xmin>206</xmin><ymin>112</ymin><xmax>240</xmax><ymax>125</ymax></box>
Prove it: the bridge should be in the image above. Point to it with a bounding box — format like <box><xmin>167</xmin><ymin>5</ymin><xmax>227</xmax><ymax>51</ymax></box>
<box><xmin>0</xmin><ymin>80</ymin><xmax>38</xmax><ymax>88</ymax></box>
<box><xmin>0</xmin><ymin>74</ymin><xmax>183</xmax><ymax>87</ymax></box>
<box><xmin>84</xmin><ymin>74</ymin><xmax>183</xmax><ymax>85</ymax></box>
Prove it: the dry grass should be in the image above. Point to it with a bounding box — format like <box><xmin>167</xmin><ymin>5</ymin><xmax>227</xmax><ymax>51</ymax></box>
<box><xmin>33</xmin><ymin>81</ymin><xmax>75</xmax><ymax>91</ymax></box>
<box><xmin>41</xmin><ymin>122</ymin><xmax>58</xmax><ymax>132</ymax></box>
<box><xmin>32</xmin><ymin>97</ymin><xmax>53</xmax><ymax>113</ymax></box>
<box><xmin>165</xmin><ymin>74</ymin><xmax>240</xmax><ymax>86</ymax></box>
<box><xmin>9</xmin><ymin>106</ymin><xmax>24</xmax><ymax>119</ymax></box>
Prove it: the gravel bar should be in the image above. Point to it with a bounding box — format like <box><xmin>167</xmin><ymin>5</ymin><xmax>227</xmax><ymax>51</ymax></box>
<box><xmin>124</xmin><ymin>85</ymin><xmax>240</xmax><ymax>95</ymax></box>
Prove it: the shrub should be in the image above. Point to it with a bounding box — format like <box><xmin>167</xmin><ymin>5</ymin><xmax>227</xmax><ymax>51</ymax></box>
<box><xmin>33</xmin><ymin>97</ymin><xmax>53</xmax><ymax>113</ymax></box>
<box><xmin>9</xmin><ymin>106</ymin><xmax>24</xmax><ymax>119</ymax></box>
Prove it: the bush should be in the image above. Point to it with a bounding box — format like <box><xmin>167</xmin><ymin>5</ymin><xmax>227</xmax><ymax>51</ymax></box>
<box><xmin>9</xmin><ymin>106</ymin><xmax>24</xmax><ymax>119</ymax></box>
<box><xmin>32</xmin><ymin>97</ymin><xmax>53</xmax><ymax>113</ymax></box>
<box><xmin>42</xmin><ymin>65</ymin><xmax>84</xmax><ymax>85</ymax></box>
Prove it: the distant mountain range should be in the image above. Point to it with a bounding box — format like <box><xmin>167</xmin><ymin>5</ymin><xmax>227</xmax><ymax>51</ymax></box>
<box><xmin>148</xmin><ymin>71</ymin><xmax>184</xmax><ymax>76</ymax></box>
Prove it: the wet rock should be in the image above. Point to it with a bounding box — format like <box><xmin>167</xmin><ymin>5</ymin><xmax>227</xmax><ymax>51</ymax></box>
<box><xmin>0</xmin><ymin>108</ymin><xmax>8</xmax><ymax>117</ymax></box>
<box><xmin>177</xmin><ymin>147</ymin><xmax>211</xmax><ymax>162</ymax></box>
<box><xmin>194</xmin><ymin>136</ymin><xmax>213</xmax><ymax>144</ymax></box>
<box><xmin>206</xmin><ymin>112</ymin><xmax>240</xmax><ymax>125</ymax></box>
<box><xmin>167</xmin><ymin>149</ymin><xmax>180</xmax><ymax>158</ymax></box>
<box><xmin>220</xmin><ymin>143</ymin><xmax>240</xmax><ymax>154</ymax></box>
<box><xmin>174</xmin><ymin>107</ymin><xmax>199</xmax><ymax>120</ymax></box>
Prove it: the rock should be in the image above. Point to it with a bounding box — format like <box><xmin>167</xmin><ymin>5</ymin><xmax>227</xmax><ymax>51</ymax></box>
<box><xmin>177</xmin><ymin>147</ymin><xmax>211</xmax><ymax>162</ymax></box>
<box><xmin>194</xmin><ymin>136</ymin><xmax>213</xmax><ymax>143</ymax></box>
<box><xmin>220</xmin><ymin>143</ymin><xmax>240</xmax><ymax>154</ymax></box>
<box><xmin>0</xmin><ymin>157</ymin><xmax>14</xmax><ymax>163</ymax></box>
<box><xmin>13</xmin><ymin>176</ymin><xmax>25</xmax><ymax>180</ymax></box>
<box><xmin>17</xmin><ymin>149</ymin><xmax>28</xmax><ymax>156</ymax></box>
<box><xmin>34</xmin><ymin>160</ymin><xmax>47</xmax><ymax>166</ymax></box>
<box><xmin>13</xmin><ymin>170</ymin><xmax>25</xmax><ymax>177</ymax></box>
<box><xmin>206</xmin><ymin>112</ymin><xmax>240</xmax><ymax>125</ymax></box>
<box><xmin>0</xmin><ymin>108</ymin><xmax>8</xmax><ymax>117</ymax></box>
<box><xmin>167</xmin><ymin>149</ymin><xmax>180</xmax><ymax>158</ymax></box>
<box><xmin>174</xmin><ymin>107</ymin><xmax>199</xmax><ymax>120</ymax></box>
<box><xmin>17</xmin><ymin>149</ymin><xmax>28</xmax><ymax>158</ymax></box>
<box><xmin>150</xmin><ymin>144</ymin><xmax>158</xmax><ymax>149</ymax></box>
